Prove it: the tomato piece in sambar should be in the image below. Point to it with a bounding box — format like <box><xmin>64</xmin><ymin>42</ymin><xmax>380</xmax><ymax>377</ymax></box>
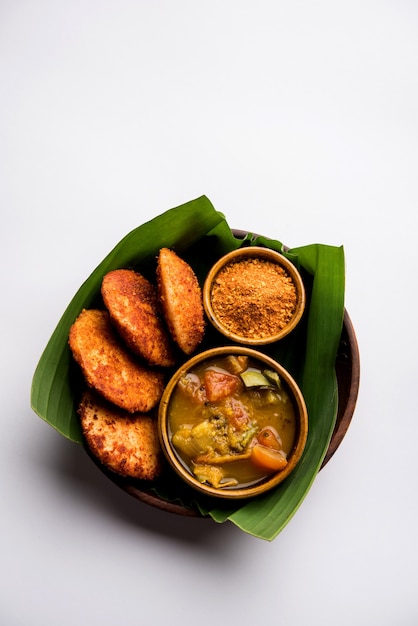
<box><xmin>204</xmin><ymin>369</ymin><xmax>240</xmax><ymax>402</ymax></box>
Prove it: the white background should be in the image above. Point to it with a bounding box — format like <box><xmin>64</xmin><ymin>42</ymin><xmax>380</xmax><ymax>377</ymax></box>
<box><xmin>1</xmin><ymin>1</ymin><xmax>417</xmax><ymax>624</ymax></box>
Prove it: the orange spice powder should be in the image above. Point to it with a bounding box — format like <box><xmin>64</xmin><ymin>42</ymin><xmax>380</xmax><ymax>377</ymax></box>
<box><xmin>210</xmin><ymin>257</ymin><xmax>297</xmax><ymax>339</ymax></box>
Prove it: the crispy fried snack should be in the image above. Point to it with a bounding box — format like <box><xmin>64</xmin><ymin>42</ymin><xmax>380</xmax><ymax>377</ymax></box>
<box><xmin>79</xmin><ymin>390</ymin><xmax>162</xmax><ymax>480</ymax></box>
<box><xmin>69</xmin><ymin>309</ymin><xmax>164</xmax><ymax>413</ymax></box>
<box><xmin>156</xmin><ymin>248</ymin><xmax>205</xmax><ymax>355</ymax></box>
<box><xmin>101</xmin><ymin>269</ymin><xmax>175</xmax><ymax>367</ymax></box>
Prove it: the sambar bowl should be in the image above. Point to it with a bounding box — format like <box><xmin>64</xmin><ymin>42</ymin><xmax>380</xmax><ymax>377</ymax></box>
<box><xmin>158</xmin><ymin>346</ymin><xmax>308</xmax><ymax>500</ymax></box>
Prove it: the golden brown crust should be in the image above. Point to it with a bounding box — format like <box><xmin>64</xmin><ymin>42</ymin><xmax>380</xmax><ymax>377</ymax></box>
<box><xmin>79</xmin><ymin>390</ymin><xmax>162</xmax><ymax>480</ymax></box>
<box><xmin>156</xmin><ymin>248</ymin><xmax>205</xmax><ymax>355</ymax></box>
<box><xmin>68</xmin><ymin>309</ymin><xmax>164</xmax><ymax>413</ymax></box>
<box><xmin>101</xmin><ymin>269</ymin><xmax>175</xmax><ymax>367</ymax></box>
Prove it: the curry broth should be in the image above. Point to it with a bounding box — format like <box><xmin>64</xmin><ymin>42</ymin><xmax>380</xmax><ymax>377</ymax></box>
<box><xmin>167</xmin><ymin>356</ymin><xmax>297</xmax><ymax>488</ymax></box>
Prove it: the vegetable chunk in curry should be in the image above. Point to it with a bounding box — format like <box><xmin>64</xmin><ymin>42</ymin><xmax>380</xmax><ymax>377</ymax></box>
<box><xmin>168</xmin><ymin>355</ymin><xmax>297</xmax><ymax>489</ymax></box>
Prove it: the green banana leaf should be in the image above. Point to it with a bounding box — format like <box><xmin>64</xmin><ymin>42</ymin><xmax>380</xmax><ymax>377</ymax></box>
<box><xmin>31</xmin><ymin>195</ymin><xmax>345</xmax><ymax>541</ymax></box>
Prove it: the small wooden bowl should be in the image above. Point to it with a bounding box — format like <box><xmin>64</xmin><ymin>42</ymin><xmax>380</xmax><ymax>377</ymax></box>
<box><xmin>203</xmin><ymin>247</ymin><xmax>306</xmax><ymax>345</ymax></box>
<box><xmin>158</xmin><ymin>346</ymin><xmax>308</xmax><ymax>500</ymax></box>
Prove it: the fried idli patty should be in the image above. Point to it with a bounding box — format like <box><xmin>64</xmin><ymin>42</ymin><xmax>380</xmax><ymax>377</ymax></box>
<box><xmin>156</xmin><ymin>248</ymin><xmax>205</xmax><ymax>355</ymax></box>
<box><xmin>101</xmin><ymin>269</ymin><xmax>175</xmax><ymax>367</ymax></box>
<box><xmin>79</xmin><ymin>390</ymin><xmax>162</xmax><ymax>480</ymax></box>
<box><xmin>69</xmin><ymin>309</ymin><xmax>164</xmax><ymax>413</ymax></box>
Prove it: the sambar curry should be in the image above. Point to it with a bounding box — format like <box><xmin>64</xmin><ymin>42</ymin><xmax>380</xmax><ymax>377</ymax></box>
<box><xmin>168</xmin><ymin>354</ymin><xmax>297</xmax><ymax>489</ymax></box>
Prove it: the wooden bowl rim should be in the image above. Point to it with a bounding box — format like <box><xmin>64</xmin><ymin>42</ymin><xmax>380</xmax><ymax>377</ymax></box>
<box><xmin>202</xmin><ymin>246</ymin><xmax>306</xmax><ymax>345</ymax></box>
<box><xmin>158</xmin><ymin>346</ymin><xmax>309</xmax><ymax>499</ymax></box>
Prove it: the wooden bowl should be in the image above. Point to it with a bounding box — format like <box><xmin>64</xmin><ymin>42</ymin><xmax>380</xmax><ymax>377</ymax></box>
<box><xmin>89</xmin><ymin>230</ymin><xmax>360</xmax><ymax>516</ymax></box>
<box><xmin>158</xmin><ymin>346</ymin><xmax>308</xmax><ymax>500</ymax></box>
<box><xmin>203</xmin><ymin>247</ymin><xmax>306</xmax><ymax>345</ymax></box>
